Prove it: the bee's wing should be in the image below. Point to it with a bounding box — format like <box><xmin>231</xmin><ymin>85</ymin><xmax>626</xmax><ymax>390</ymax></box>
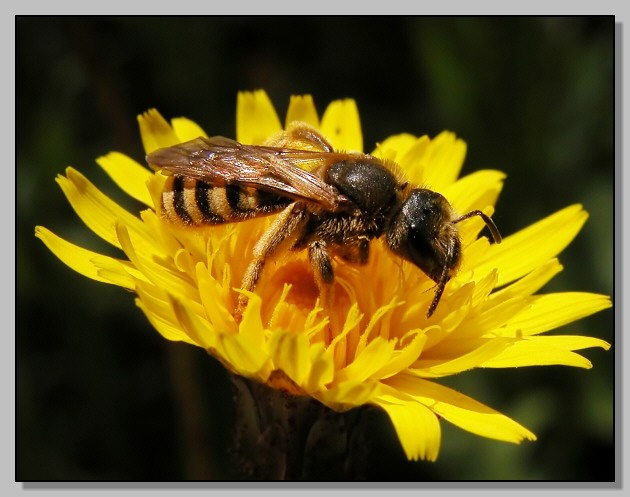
<box><xmin>146</xmin><ymin>136</ymin><xmax>355</xmax><ymax>211</ymax></box>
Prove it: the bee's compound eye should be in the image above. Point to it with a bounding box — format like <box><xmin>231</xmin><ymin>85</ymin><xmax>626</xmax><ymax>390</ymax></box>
<box><xmin>403</xmin><ymin>189</ymin><xmax>445</xmax><ymax>220</ymax></box>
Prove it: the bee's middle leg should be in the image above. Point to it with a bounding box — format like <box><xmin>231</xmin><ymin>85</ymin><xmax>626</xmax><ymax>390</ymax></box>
<box><xmin>308</xmin><ymin>236</ymin><xmax>371</xmax><ymax>311</ymax></box>
<box><xmin>308</xmin><ymin>239</ymin><xmax>334</xmax><ymax>311</ymax></box>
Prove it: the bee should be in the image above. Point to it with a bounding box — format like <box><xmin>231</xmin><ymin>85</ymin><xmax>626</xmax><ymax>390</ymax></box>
<box><xmin>146</xmin><ymin>122</ymin><xmax>501</xmax><ymax>319</ymax></box>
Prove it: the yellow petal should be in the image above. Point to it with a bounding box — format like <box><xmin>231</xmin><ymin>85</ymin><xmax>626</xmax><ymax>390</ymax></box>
<box><xmin>320</xmin><ymin>98</ymin><xmax>363</xmax><ymax>152</ymax></box>
<box><xmin>327</xmin><ymin>303</ymin><xmax>363</xmax><ymax>370</ymax></box>
<box><xmin>195</xmin><ymin>262</ymin><xmax>236</xmax><ymax>333</ymax></box>
<box><xmin>544</xmin><ymin>334</ymin><xmax>611</xmax><ymax>351</ymax></box>
<box><xmin>114</xmin><ymin>222</ymin><xmax>199</xmax><ymax>304</ymax></box>
<box><xmin>450</xmin><ymin>296</ymin><xmax>530</xmax><ymax>344</ymax></box>
<box><xmin>488</xmin><ymin>259</ymin><xmax>564</xmax><ymax>305</ymax></box>
<box><xmin>96</xmin><ymin>152</ymin><xmax>154</xmax><ymax>207</ymax></box>
<box><xmin>140</xmin><ymin>204</ymin><xmax>187</xmax><ymax>257</ymax></box>
<box><xmin>138</xmin><ymin>109</ymin><xmax>180</xmax><ymax>154</ymax></box>
<box><xmin>35</xmin><ymin>226</ymin><xmax>122</xmax><ymax>285</ymax></box>
<box><xmin>444</xmin><ymin>169</ymin><xmax>506</xmax><ymax>218</ymax></box>
<box><xmin>337</xmin><ymin>337</ymin><xmax>396</xmax><ymax>383</ymax></box>
<box><xmin>305</xmin><ymin>343</ymin><xmax>335</xmax><ymax>392</ymax></box>
<box><xmin>479</xmin><ymin>335</ymin><xmax>610</xmax><ymax>369</ymax></box>
<box><xmin>268</xmin><ymin>330</ymin><xmax>310</xmax><ymax>386</ymax></box>
<box><xmin>412</xmin><ymin>338</ymin><xmax>517</xmax><ymax>377</ymax></box>
<box><xmin>382</xmin><ymin>377</ymin><xmax>536</xmax><ymax>444</ymax></box>
<box><xmin>91</xmin><ymin>254</ymin><xmax>147</xmax><ymax>288</ymax></box>
<box><xmin>371</xmin><ymin>331</ymin><xmax>428</xmax><ymax>379</ymax></box>
<box><xmin>354</xmin><ymin>300</ymin><xmax>404</xmax><ymax>356</ymax></box>
<box><xmin>394</xmin><ymin>135</ymin><xmax>433</xmax><ymax>184</ymax></box>
<box><xmin>215</xmin><ymin>332</ymin><xmax>269</xmax><ymax>377</ymax></box>
<box><xmin>137</xmin><ymin>302</ymin><xmax>195</xmax><ymax>343</ymax></box>
<box><xmin>302</xmin><ymin>303</ymin><xmax>330</xmax><ymax>342</ymax></box>
<box><xmin>171</xmin><ymin>296</ymin><xmax>217</xmax><ymax>349</ymax></box>
<box><xmin>476</xmin><ymin>204</ymin><xmax>588</xmax><ymax>287</ymax></box>
<box><xmin>421</xmin><ymin>131</ymin><xmax>467</xmax><ymax>191</ymax></box>
<box><xmin>236</xmin><ymin>290</ymin><xmax>266</xmax><ymax>345</ymax></box>
<box><xmin>56</xmin><ymin>168</ymin><xmax>155</xmax><ymax>253</ymax></box>
<box><xmin>504</xmin><ymin>292</ymin><xmax>612</xmax><ymax>337</ymax></box>
<box><xmin>470</xmin><ymin>267</ymin><xmax>499</xmax><ymax>305</ymax></box>
<box><xmin>285</xmin><ymin>95</ymin><xmax>319</xmax><ymax>128</ymax></box>
<box><xmin>374</xmin><ymin>394</ymin><xmax>441</xmax><ymax>461</ymax></box>
<box><xmin>236</xmin><ymin>90</ymin><xmax>282</xmax><ymax>145</ymax></box>
<box><xmin>135</xmin><ymin>286</ymin><xmax>200</xmax><ymax>345</ymax></box>
<box><xmin>372</xmin><ymin>133</ymin><xmax>421</xmax><ymax>162</ymax></box>
<box><xmin>171</xmin><ymin>117</ymin><xmax>208</xmax><ymax>142</ymax></box>
<box><xmin>322</xmin><ymin>378</ymin><xmax>377</xmax><ymax>409</ymax></box>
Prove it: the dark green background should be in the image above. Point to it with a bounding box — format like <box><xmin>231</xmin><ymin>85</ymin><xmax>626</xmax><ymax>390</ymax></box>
<box><xmin>17</xmin><ymin>17</ymin><xmax>615</xmax><ymax>481</ymax></box>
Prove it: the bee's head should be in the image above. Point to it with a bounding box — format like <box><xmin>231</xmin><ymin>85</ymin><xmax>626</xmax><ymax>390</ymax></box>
<box><xmin>386</xmin><ymin>188</ymin><xmax>502</xmax><ymax>317</ymax></box>
<box><xmin>386</xmin><ymin>189</ymin><xmax>461</xmax><ymax>284</ymax></box>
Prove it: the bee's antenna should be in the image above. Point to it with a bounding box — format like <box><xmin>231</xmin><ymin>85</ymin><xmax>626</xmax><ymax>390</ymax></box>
<box><xmin>453</xmin><ymin>210</ymin><xmax>502</xmax><ymax>244</ymax></box>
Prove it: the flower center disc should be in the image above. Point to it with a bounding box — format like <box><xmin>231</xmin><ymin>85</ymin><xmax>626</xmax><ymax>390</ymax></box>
<box><xmin>267</xmin><ymin>261</ymin><xmax>320</xmax><ymax>311</ymax></box>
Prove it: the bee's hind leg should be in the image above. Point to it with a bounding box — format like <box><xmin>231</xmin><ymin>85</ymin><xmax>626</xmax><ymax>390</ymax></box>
<box><xmin>235</xmin><ymin>204</ymin><xmax>306</xmax><ymax>322</ymax></box>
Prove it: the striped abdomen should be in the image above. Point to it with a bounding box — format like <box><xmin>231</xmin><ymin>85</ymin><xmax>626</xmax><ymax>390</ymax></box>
<box><xmin>161</xmin><ymin>176</ymin><xmax>292</xmax><ymax>226</ymax></box>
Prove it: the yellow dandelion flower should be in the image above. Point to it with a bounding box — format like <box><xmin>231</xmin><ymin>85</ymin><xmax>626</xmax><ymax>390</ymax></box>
<box><xmin>35</xmin><ymin>90</ymin><xmax>611</xmax><ymax>467</ymax></box>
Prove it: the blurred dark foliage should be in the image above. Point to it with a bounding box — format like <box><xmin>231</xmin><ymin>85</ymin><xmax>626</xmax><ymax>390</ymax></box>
<box><xmin>16</xmin><ymin>16</ymin><xmax>615</xmax><ymax>481</ymax></box>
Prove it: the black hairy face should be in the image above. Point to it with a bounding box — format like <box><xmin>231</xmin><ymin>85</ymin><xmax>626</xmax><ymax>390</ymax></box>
<box><xmin>386</xmin><ymin>189</ymin><xmax>460</xmax><ymax>283</ymax></box>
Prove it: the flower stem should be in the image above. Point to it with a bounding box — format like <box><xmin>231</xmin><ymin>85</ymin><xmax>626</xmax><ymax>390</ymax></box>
<box><xmin>230</xmin><ymin>374</ymin><xmax>370</xmax><ymax>480</ymax></box>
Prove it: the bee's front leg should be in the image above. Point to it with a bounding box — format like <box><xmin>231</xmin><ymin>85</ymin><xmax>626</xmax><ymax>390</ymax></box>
<box><xmin>335</xmin><ymin>235</ymin><xmax>370</xmax><ymax>264</ymax></box>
